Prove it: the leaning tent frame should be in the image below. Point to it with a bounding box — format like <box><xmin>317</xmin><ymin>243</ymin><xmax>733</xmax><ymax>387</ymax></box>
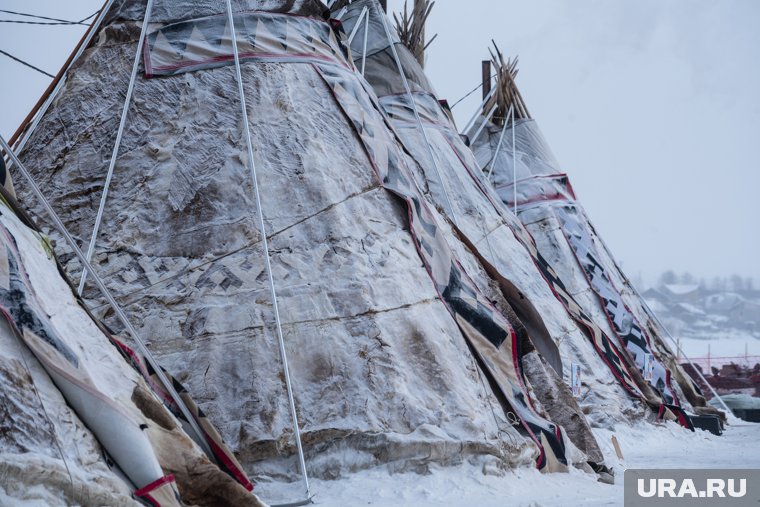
<box><xmin>345</xmin><ymin>6</ymin><xmax>371</xmax><ymax>75</ymax></box>
<box><xmin>480</xmin><ymin>49</ymin><xmax>525</xmax><ymax>213</ymax></box>
<box><xmin>1</xmin><ymin>1</ymin><xmax>313</xmax><ymax>504</ymax></box>
<box><xmin>460</xmin><ymin>86</ymin><xmax>495</xmax><ymax>135</ymax></box>
<box><xmin>332</xmin><ymin>0</ymin><xmax>371</xmax><ymax>76</ymax></box>
<box><xmin>392</xmin><ymin>0</ymin><xmax>436</xmax><ymax>68</ymax></box>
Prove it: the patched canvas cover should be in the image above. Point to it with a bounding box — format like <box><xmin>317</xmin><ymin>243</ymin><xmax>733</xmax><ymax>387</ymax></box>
<box><xmin>337</xmin><ymin>0</ymin><xmax>651</xmax><ymax>466</ymax></box>
<box><xmin>140</xmin><ymin>1</ymin><xmax>569</xmax><ymax>471</ymax></box>
<box><xmin>144</xmin><ymin>11</ymin><xmax>349</xmax><ymax>77</ymax></box>
<box><xmin>316</xmin><ymin>62</ymin><xmax>568</xmax><ymax>470</ymax></box>
<box><xmin>469</xmin><ymin>114</ymin><xmax>705</xmax><ymax>426</ymax></box>
<box><xmin>14</xmin><ymin>0</ymin><xmax>543</xmax><ymax>495</ymax></box>
<box><xmin>0</xmin><ymin>193</ymin><xmax>264</xmax><ymax>505</ymax></box>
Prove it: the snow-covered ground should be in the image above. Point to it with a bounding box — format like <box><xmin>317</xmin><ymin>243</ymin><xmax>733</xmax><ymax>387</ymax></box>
<box><xmin>277</xmin><ymin>421</ymin><xmax>760</xmax><ymax>507</ymax></box>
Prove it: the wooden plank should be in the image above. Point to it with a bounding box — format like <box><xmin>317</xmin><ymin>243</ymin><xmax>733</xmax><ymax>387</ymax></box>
<box><xmin>611</xmin><ymin>435</ymin><xmax>625</xmax><ymax>461</ymax></box>
<box><xmin>482</xmin><ymin>60</ymin><xmax>492</xmax><ymax>101</ymax></box>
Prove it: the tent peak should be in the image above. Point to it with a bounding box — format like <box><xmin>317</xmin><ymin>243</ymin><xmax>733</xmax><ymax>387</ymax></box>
<box><xmin>393</xmin><ymin>0</ymin><xmax>436</xmax><ymax>68</ymax></box>
<box><xmin>485</xmin><ymin>41</ymin><xmax>531</xmax><ymax>126</ymax></box>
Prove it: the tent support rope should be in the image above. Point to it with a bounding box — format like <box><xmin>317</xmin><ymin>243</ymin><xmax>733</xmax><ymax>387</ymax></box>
<box><xmin>11</xmin><ymin>332</ymin><xmax>74</xmax><ymax>487</ymax></box>
<box><xmin>224</xmin><ymin>2</ymin><xmax>311</xmax><ymax>504</ymax></box>
<box><xmin>377</xmin><ymin>3</ymin><xmax>457</xmax><ymax>225</ymax></box>
<box><xmin>76</xmin><ymin>0</ymin><xmax>153</xmax><ymax>295</ymax></box>
<box><xmin>8</xmin><ymin>0</ymin><xmax>115</xmax><ymax>156</ymax></box>
<box><xmin>0</xmin><ymin>134</ymin><xmax>215</xmax><ymax>461</ymax></box>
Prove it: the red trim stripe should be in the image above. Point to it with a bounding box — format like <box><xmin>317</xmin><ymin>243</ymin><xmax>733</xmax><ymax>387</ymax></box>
<box><xmin>134</xmin><ymin>474</ymin><xmax>176</xmax><ymax>497</ymax></box>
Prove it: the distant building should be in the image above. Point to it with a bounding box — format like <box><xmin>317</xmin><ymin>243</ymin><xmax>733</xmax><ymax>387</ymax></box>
<box><xmin>661</xmin><ymin>283</ymin><xmax>701</xmax><ymax>303</ymax></box>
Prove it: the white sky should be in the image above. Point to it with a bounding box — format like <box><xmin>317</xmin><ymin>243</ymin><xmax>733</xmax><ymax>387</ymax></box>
<box><xmin>1</xmin><ymin>0</ymin><xmax>758</xmax><ymax>286</ymax></box>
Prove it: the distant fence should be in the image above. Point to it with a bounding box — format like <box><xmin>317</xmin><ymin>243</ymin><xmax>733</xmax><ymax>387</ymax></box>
<box><xmin>679</xmin><ymin>354</ymin><xmax>760</xmax><ymax>372</ymax></box>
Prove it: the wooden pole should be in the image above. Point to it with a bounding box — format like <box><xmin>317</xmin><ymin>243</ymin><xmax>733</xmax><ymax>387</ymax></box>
<box><xmin>611</xmin><ymin>435</ymin><xmax>625</xmax><ymax>461</ymax></box>
<box><xmin>414</xmin><ymin>0</ymin><xmax>425</xmax><ymax>67</ymax></box>
<box><xmin>482</xmin><ymin>60</ymin><xmax>491</xmax><ymax>114</ymax></box>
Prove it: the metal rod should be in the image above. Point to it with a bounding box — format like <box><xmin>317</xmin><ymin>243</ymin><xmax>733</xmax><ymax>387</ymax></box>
<box><xmin>469</xmin><ymin>102</ymin><xmax>497</xmax><ymax>148</ymax></box>
<box><xmin>377</xmin><ymin>2</ymin><xmax>457</xmax><ymax>224</ymax></box>
<box><xmin>333</xmin><ymin>6</ymin><xmax>348</xmax><ymax>21</ymax></box>
<box><xmin>484</xmin><ymin>103</ymin><xmax>513</xmax><ymax>181</ymax></box>
<box><xmin>511</xmin><ymin>106</ymin><xmax>516</xmax><ymax>214</ymax></box>
<box><xmin>271</xmin><ymin>499</ymin><xmax>314</xmax><ymax>507</ymax></box>
<box><xmin>360</xmin><ymin>7</ymin><xmax>369</xmax><ymax>76</ymax></box>
<box><xmin>77</xmin><ymin>0</ymin><xmax>154</xmax><ymax>295</ymax></box>
<box><xmin>668</xmin><ymin>332</ymin><xmax>732</xmax><ymax>416</ymax></box>
<box><xmin>0</xmin><ymin>135</ymin><xmax>215</xmax><ymax>460</ymax></box>
<box><xmin>346</xmin><ymin>6</ymin><xmax>368</xmax><ymax>46</ymax></box>
<box><xmin>460</xmin><ymin>86</ymin><xmax>495</xmax><ymax>136</ymax></box>
<box><xmin>224</xmin><ymin>2</ymin><xmax>311</xmax><ymax>500</ymax></box>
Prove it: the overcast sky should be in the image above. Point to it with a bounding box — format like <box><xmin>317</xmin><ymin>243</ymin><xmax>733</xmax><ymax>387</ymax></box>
<box><xmin>1</xmin><ymin>0</ymin><xmax>758</xmax><ymax>286</ymax></box>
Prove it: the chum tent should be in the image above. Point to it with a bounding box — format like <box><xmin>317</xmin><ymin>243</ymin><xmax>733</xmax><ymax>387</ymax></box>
<box><xmin>464</xmin><ymin>45</ymin><xmax>724</xmax><ymax>428</ymax></box>
<box><xmin>334</xmin><ymin>0</ymin><xmax>716</xmax><ymax>470</ymax></box>
<box><xmin>3</xmin><ymin>0</ymin><xmax>562</xmax><ymax>503</ymax></box>
<box><xmin>0</xmin><ymin>0</ymin><xmax>719</xmax><ymax>505</ymax></box>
